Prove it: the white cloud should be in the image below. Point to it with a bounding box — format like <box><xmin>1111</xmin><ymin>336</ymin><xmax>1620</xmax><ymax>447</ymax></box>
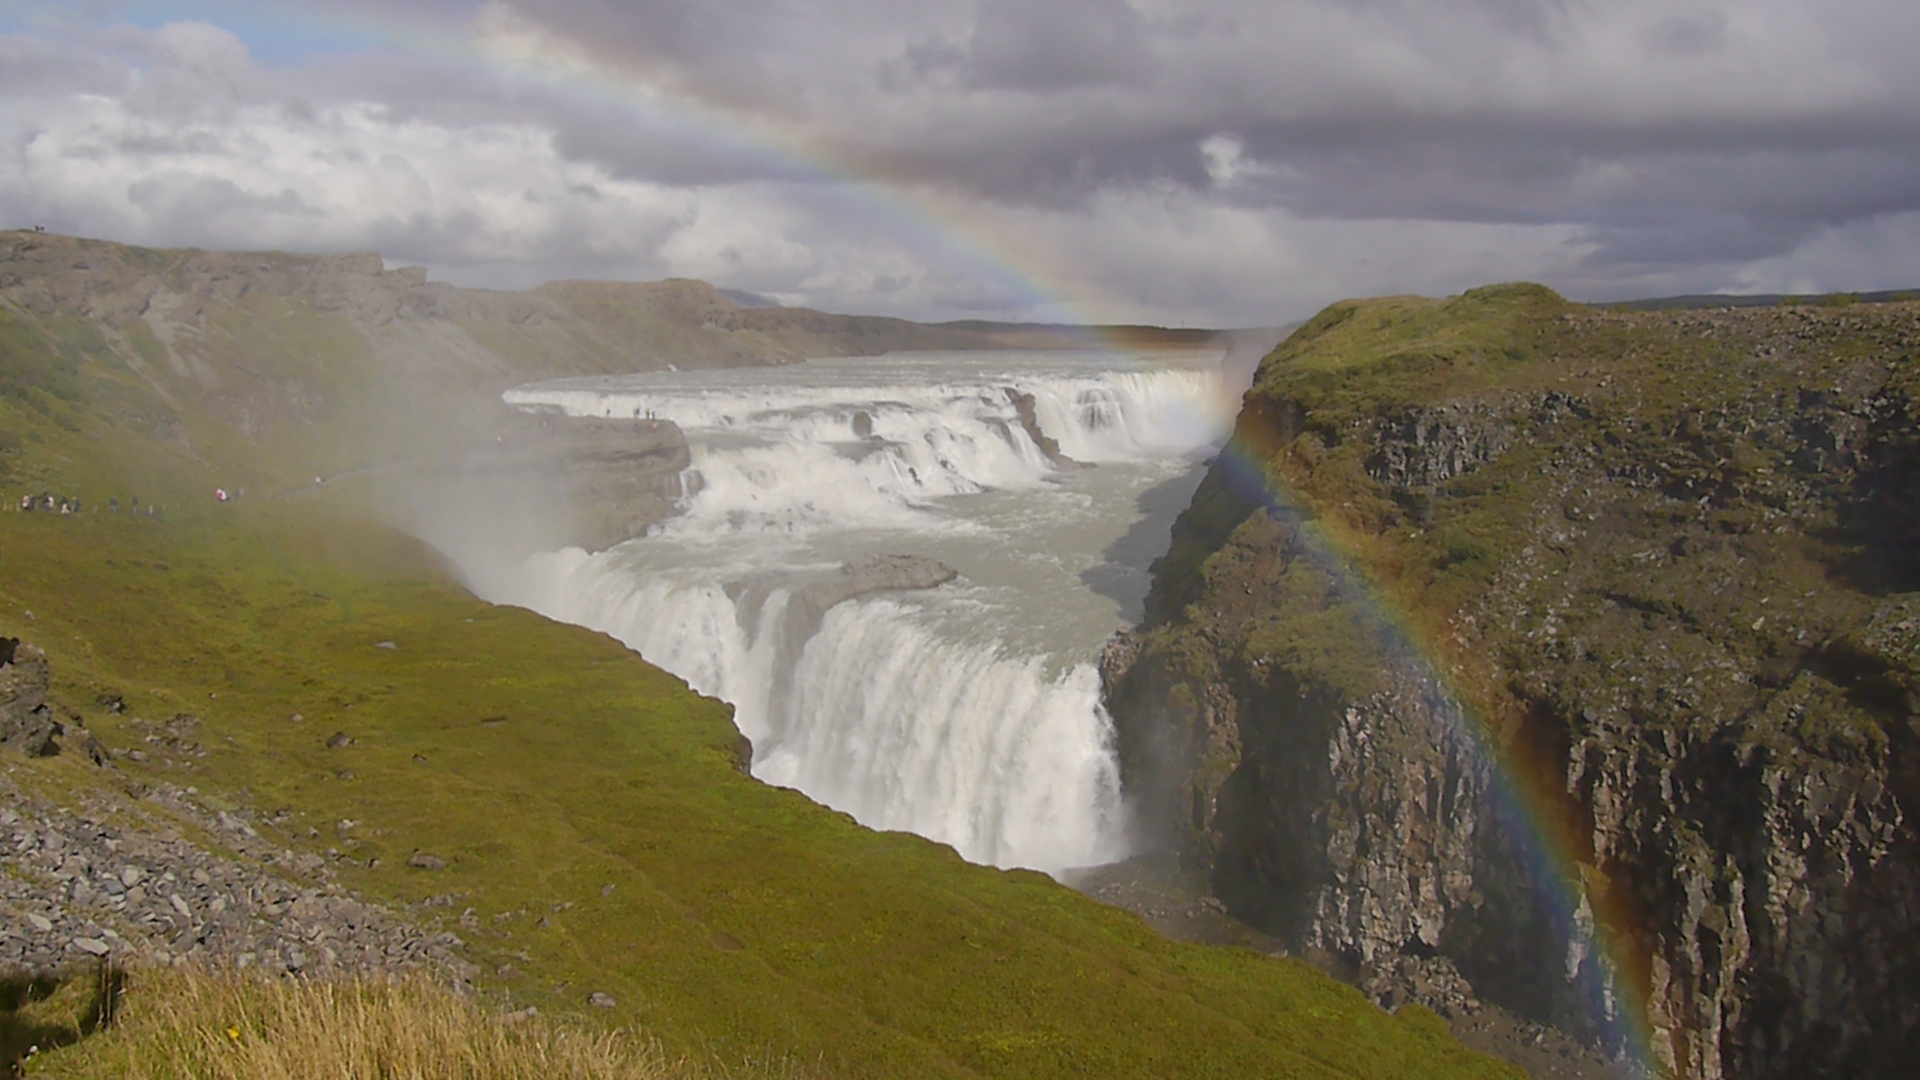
<box><xmin>3</xmin><ymin>90</ymin><xmax>698</xmax><ymax>274</ymax></box>
<box><xmin>0</xmin><ymin>24</ymin><xmax>714</xmax><ymax>283</ymax></box>
<box><xmin>969</xmin><ymin>188</ymin><xmax>1598</xmax><ymax>326</ymax></box>
<box><xmin>1198</xmin><ymin>134</ymin><xmax>1265</xmax><ymax>187</ymax></box>
<box><xmin>1</xmin><ymin>2</ymin><xmax>1918</xmax><ymax>324</ymax></box>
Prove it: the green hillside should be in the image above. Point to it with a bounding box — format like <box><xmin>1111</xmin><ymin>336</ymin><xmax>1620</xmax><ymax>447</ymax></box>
<box><xmin>0</xmin><ymin>238</ymin><xmax>1515</xmax><ymax>1078</ymax></box>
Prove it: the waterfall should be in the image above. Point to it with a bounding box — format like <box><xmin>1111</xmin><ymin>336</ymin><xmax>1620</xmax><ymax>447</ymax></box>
<box><xmin>483</xmin><ymin>351</ymin><xmax>1229</xmax><ymax>872</ymax></box>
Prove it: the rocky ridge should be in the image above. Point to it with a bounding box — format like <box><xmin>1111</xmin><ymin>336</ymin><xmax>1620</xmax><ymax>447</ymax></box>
<box><xmin>1</xmin><ymin>771</ymin><xmax>472</xmax><ymax>983</ymax></box>
<box><xmin>1</xmin><ymin>640</ymin><xmax>55</xmax><ymax>756</ymax></box>
<box><xmin>1104</xmin><ymin>289</ymin><xmax>1920</xmax><ymax>1079</ymax></box>
<box><xmin>1</xmin><ymin>640</ymin><xmax>473</xmax><ymax>987</ymax></box>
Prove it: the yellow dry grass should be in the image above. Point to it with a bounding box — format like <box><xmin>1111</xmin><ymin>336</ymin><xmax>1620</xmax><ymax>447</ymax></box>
<box><xmin>28</xmin><ymin>965</ymin><xmax>738</xmax><ymax>1080</ymax></box>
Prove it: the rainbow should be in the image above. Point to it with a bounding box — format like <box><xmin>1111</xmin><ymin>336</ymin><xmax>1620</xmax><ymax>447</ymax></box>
<box><xmin>1204</xmin><ymin>427</ymin><xmax>1663</xmax><ymax>1074</ymax></box>
<box><xmin>116</xmin><ymin>2</ymin><xmax>1661</xmax><ymax>1069</ymax></box>
<box><xmin>354</xmin><ymin>4</ymin><xmax>1661</xmax><ymax>1065</ymax></box>
<box><xmin>111</xmin><ymin>0</ymin><xmax>1114</xmax><ymax>328</ymax></box>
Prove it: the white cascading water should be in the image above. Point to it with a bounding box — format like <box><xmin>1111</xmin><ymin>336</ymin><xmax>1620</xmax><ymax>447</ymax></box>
<box><xmin>477</xmin><ymin>350</ymin><xmax>1233</xmax><ymax>873</ymax></box>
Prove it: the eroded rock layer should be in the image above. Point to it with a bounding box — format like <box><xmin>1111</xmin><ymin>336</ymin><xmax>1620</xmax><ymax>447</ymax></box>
<box><xmin>1105</xmin><ymin>286</ymin><xmax>1920</xmax><ymax>1079</ymax></box>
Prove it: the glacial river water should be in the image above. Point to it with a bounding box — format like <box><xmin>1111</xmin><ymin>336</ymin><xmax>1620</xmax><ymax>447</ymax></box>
<box><xmin>478</xmin><ymin>350</ymin><xmax>1236</xmax><ymax>872</ymax></box>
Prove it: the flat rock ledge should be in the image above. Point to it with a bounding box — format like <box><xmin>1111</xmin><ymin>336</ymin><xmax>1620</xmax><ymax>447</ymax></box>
<box><xmin>795</xmin><ymin>554</ymin><xmax>960</xmax><ymax>613</ymax></box>
<box><xmin>0</xmin><ymin>771</ymin><xmax>474</xmax><ymax>985</ymax></box>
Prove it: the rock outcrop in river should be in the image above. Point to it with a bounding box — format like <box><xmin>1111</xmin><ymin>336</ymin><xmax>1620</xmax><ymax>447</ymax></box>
<box><xmin>1104</xmin><ymin>286</ymin><xmax>1920</xmax><ymax>1079</ymax></box>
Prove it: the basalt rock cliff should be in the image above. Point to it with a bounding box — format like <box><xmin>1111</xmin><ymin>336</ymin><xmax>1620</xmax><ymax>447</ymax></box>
<box><xmin>1104</xmin><ymin>285</ymin><xmax>1920</xmax><ymax>1078</ymax></box>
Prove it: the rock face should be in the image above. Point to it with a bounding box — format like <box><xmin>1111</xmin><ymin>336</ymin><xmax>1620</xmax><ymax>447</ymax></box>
<box><xmin>1104</xmin><ymin>288</ymin><xmax>1920</xmax><ymax>1078</ymax></box>
<box><xmin>1005</xmin><ymin>388</ymin><xmax>1082</xmax><ymax>468</ymax></box>
<box><xmin>0</xmin><ymin>640</ymin><xmax>55</xmax><ymax>756</ymax></box>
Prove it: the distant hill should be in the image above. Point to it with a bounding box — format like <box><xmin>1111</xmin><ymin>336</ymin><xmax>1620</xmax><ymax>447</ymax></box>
<box><xmin>0</xmin><ymin>231</ymin><xmax>1232</xmax><ymax>506</ymax></box>
<box><xmin>935</xmin><ymin>319</ymin><xmax>1224</xmax><ymax>351</ymax></box>
<box><xmin>1606</xmin><ymin>287</ymin><xmax>1920</xmax><ymax>311</ymax></box>
<box><xmin>714</xmin><ymin>286</ymin><xmax>783</xmax><ymax>309</ymax></box>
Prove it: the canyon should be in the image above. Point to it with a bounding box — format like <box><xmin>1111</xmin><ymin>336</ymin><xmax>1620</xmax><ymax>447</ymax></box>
<box><xmin>1104</xmin><ymin>285</ymin><xmax>1920</xmax><ymax>1078</ymax></box>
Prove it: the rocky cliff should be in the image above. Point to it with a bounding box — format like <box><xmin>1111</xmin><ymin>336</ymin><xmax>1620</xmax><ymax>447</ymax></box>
<box><xmin>0</xmin><ymin>639</ymin><xmax>54</xmax><ymax>756</ymax></box>
<box><xmin>1104</xmin><ymin>285</ymin><xmax>1920</xmax><ymax>1078</ymax></box>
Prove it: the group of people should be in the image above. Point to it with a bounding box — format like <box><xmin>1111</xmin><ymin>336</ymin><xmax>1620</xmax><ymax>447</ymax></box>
<box><xmin>16</xmin><ymin>492</ymin><xmax>162</xmax><ymax>517</ymax></box>
<box><xmin>17</xmin><ymin>492</ymin><xmax>80</xmax><ymax>514</ymax></box>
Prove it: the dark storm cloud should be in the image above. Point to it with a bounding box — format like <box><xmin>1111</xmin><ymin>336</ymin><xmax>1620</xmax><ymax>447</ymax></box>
<box><xmin>267</xmin><ymin>1</ymin><xmax>1920</xmax><ymax>268</ymax></box>
<box><xmin>962</xmin><ymin>0</ymin><xmax>1155</xmax><ymax>92</ymax></box>
<box><xmin>490</xmin><ymin>0</ymin><xmax>1920</xmax><ymax>240</ymax></box>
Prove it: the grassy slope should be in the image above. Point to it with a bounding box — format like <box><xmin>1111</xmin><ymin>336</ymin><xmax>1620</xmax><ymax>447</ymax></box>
<box><xmin>1146</xmin><ymin>285</ymin><xmax>1576</xmax><ymax>703</ymax></box>
<box><xmin>1214</xmin><ymin>285</ymin><xmax>1918</xmax><ymax>715</ymax></box>
<box><xmin>1</xmin><ymin>287</ymin><xmax>1515</xmax><ymax>1078</ymax></box>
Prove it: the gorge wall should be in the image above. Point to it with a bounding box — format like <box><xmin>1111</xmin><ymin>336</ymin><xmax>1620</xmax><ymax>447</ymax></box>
<box><xmin>1104</xmin><ymin>286</ymin><xmax>1920</xmax><ymax>1078</ymax></box>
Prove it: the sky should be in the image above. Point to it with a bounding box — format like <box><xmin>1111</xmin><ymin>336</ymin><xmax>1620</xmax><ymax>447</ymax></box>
<box><xmin>1</xmin><ymin>0</ymin><xmax>1918</xmax><ymax>326</ymax></box>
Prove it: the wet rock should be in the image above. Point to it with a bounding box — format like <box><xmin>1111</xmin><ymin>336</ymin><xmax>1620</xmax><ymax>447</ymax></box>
<box><xmin>784</xmin><ymin>554</ymin><xmax>959</xmax><ymax>626</ymax></box>
<box><xmin>1005</xmin><ymin>387</ymin><xmax>1082</xmax><ymax>467</ymax></box>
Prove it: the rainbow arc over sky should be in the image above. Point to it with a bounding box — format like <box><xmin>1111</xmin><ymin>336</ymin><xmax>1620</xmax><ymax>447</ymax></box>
<box><xmin>96</xmin><ymin>2</ymin><xmax>1663</xmax><ymax>1070</ymax></box>
<box><xmin>421</xmin><ymin>7</ymin><xmax>1665</xmax><ymax>1069</ymax></box>
<box><xmin>234</xmin><ymin>0</ymin><xmax>1114</xmax><ymax>326</ymax></box>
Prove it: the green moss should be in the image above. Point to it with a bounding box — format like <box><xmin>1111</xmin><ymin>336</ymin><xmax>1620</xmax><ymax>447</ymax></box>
<box><xmin>0</xmin><ymin>313</ymin><xmax>83</xmax><ymax>406</ymax></box>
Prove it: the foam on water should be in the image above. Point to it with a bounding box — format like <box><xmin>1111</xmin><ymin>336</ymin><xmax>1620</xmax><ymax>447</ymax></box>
<box><xmin>483</xmin><ymin>350</ymin><xmax>1230</xmax><ymax>871</ymax></box>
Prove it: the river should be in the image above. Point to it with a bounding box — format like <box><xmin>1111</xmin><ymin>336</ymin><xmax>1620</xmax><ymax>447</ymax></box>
<box><xmin>473</xmin><ymin>349</ymin><xmax>1235</xmax><ymax>873</ymax></box>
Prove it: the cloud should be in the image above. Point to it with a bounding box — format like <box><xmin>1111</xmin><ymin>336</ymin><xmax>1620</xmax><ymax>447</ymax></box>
<box><xmin>0</xmin><ymin>1</ymin><xmax>1917</xmax><ymax>323</ymax></box>
<box><xmin>0</xmin><ymin>30</ymin><xmax>697</xmax><ymax>279</ymax></box>
<box><xmin>963</xmin><ymin>0</ymin><xmax>1155</xmax><ymax>92</ymax></box>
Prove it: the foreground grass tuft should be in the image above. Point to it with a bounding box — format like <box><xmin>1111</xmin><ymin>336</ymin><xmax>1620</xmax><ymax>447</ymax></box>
<box><xmin>26</xmin><ymin>965</ymin><xmax>755</xmax><ymax>1080</ymax></box>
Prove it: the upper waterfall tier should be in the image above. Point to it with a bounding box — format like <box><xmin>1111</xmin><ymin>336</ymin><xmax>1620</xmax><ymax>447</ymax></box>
<box><xmin>504</xmin><ymin>350</ymin><xmax>1233</xmax><ymax>536</ymax></box>
<box><xmin>484</xmin><ymin>350</ymin><xmax>1232</xmax><ymax>873</ymax></box>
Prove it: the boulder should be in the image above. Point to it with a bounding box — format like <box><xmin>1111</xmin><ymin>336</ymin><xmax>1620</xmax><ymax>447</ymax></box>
<box><xmin>0</xmin><ymin>640</ymin><xmax>57</xmax><ymax>756</ymax></box>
